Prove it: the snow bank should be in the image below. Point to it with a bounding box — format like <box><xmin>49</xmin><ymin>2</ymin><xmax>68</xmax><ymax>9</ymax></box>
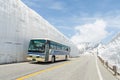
<box><xmin>98</xmin><ymin>33</ymin><xmax>120</xmax><ymax>68</ymax></box>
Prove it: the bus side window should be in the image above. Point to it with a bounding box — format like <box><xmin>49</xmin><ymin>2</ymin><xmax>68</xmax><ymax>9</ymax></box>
<box><xmin>62</xmin><ymin>46</ymin><xmax>64</xmax><ymax>51</ymax></box>
<box><xmin>68</xmin><ymin>47</ymin><xmax>70</xmax><ymax>51</ymax></box>
<box><xmin>57</xmin><ymin>44</ymin><xmax>62</xmax><ymax>50</ymax></box>
<box><xmin>50</xmin><ymin>44</ymin><xmax>54</xmax><ymax>49</ymax></box>
<box><xmin>56</xmin><ymin>44</ymin><xmax>58</xmax><ymax>50</ymax></box>
<box><xmin>66</xmin><ymin>48</ymin><xmax>68</xmax><ymax>51</ymax></box>
<box><xmin>64</xmin><ymin>47</ymin><xmax>69</xmax><ymax>51</ymax></box>
<box><xmin>50</xmin><ymin>42</ymin><xmax>56</xmax><ymax>50</ymax></box>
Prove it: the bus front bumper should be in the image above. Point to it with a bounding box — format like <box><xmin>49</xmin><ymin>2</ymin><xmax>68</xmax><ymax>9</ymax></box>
<box><xmin>27</xmin><ymin>57</ymin><xmax>45</xmax><ymax>62</ymax></box>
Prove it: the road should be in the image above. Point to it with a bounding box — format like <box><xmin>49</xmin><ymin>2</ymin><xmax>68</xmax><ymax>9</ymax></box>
<box><xmin>0</xmin><ymin>54</ymin><xmax>118</xmax><ymax>80</ymax></box>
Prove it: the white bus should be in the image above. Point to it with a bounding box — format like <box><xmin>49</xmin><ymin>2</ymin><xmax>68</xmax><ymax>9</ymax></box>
<box><xmin>27</xmin><ymin>39</ymin><xmax>70</xmax><ymax>62</ymax></box>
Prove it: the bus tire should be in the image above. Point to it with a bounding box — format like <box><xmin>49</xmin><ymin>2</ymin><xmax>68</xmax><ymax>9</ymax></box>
<box><xmin>51</xmin><ymin>56</ymin><xmax>55</xmax><ymax>63</ymax></box>
<box><xmin>65</xmin><ymin>55</ymin><xmax>68</xmax><ymax>61</ymax></box>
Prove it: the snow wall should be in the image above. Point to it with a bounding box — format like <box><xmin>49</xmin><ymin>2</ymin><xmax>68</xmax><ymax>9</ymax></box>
<box><xmin>0</xmin><ymin>0</ymin><xmax>80</xmax><ymax>64</ymax></box>
<box><xmin>98</xmin><ymin>32</ymin><xmax>120</xmax><ymax>68</ymax></box>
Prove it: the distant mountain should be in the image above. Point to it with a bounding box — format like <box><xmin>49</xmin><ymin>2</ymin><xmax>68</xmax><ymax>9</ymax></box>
<box><xmin>78</xmin><ymin>42</ymin><xmax>99</xmax><ymax>54</ymax></box>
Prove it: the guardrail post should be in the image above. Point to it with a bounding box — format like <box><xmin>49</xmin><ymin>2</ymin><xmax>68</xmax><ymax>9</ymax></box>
<box><xmin>105</xmin><ymin>62</ymin><xmax>108</xmax><ymax>68</ymax></box>
<box><xmin>113</xmin><ymin>65</ymin><xmax>117</xmax><ymax>76</ymax></box>
<box><xmin>102</xmin><ymin>59</ymin><xmax>104</xmax><ymax>64</ymax></box>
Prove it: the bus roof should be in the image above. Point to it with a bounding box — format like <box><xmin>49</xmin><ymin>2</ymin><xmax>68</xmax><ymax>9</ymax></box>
<box><xmin>30</xmin><ymin>38</ymin><xmax>70</xmax><ymax>47</ymax></box>
<box><xmin>31</xmin><ymin>38</ymin><xmax>50</xmax><ymax>40</ymax></box>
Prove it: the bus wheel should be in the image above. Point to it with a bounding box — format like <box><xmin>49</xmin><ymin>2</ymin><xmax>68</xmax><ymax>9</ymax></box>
<box><xmin>51</xmin><ymin>56</ymin><xmax>55</xmax><ymax>63</ymax></box>
<box><xmin>65</xmin><ymin>55</ymin><xmax>68</xmax><ymax>61</ymax></box>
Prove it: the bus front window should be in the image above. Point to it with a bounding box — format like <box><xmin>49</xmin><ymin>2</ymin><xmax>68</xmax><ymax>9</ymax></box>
<box><xmin>28</xmin><ymin>40</ymin><xmax>46</xmax><ymax>53</ymax></box>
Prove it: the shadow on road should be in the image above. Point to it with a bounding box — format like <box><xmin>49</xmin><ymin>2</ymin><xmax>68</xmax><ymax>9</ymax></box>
<box><xmin>29</xmin><ymin>60</ymin><xmax>71</xmax><ymax>65</ymax></box>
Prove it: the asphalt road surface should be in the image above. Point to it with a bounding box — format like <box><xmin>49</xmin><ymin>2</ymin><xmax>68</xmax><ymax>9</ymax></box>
<box><xmin>0</xmin><ymin>54</ymin><xmax>118</xmax><ymax>80</ymax></box>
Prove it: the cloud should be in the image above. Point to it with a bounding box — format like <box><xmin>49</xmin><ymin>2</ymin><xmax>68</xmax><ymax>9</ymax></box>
<box><xmin>105</xmin><ymin>16</ymin><xmax>120</xmax><ymax>28</ymax></box>
<box><xmin>49</xmin><ymin>2</ymin><xmax>64</xmax><ymax>10</ymax></box>
<box><xmin>71</xmin><ymin>19</ymin><xmax>109</xmax><ymax>44</ymax></box>
<box><xmin>68</xmin><ymin>10</ymin><xmax>120</xmax><ymax>29</ymax></box>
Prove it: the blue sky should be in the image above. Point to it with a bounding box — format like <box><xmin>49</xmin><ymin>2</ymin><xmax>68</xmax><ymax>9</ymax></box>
<box><xmin>22</xmin><ymin>0</ymin><xmax>120</xmax><ymax>44</ymax></box>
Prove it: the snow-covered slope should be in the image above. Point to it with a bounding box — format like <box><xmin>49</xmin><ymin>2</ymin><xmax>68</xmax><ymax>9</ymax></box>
<box><xmin>98</xmin><ymin>32</ymin><xmax>120</xmax><ymax>68</ymax></box>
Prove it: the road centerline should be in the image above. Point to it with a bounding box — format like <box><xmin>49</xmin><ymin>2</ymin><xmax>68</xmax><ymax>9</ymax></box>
<box><xmin>16</xmin><ymin>61</ymin><xmax>71</xmax><ymax>80</ymax></box>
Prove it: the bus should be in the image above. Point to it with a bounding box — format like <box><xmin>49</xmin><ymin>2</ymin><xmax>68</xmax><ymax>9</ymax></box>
<box><xmin>27</xmin><ymin>39</ymin><xmax>70</xmax><ymax>63</ymax></box>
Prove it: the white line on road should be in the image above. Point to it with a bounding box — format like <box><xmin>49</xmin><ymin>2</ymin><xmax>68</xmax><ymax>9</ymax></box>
<box><xmin>95</xmin><ymin>54</ymin><xmax>103</xmax><ymax>80</ymax></box>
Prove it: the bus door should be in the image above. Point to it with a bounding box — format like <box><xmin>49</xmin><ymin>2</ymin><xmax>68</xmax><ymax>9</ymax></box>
<box><xmin>45</xmin><ymin>40</ymin><xmax>50</xmax><ymax>62</ymax></box>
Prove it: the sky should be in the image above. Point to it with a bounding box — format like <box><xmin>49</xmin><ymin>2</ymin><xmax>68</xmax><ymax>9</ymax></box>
<box><xmin>21</xmin><ymin>0</ymin><xmax>120</xmax><ymax>45</ymax></box>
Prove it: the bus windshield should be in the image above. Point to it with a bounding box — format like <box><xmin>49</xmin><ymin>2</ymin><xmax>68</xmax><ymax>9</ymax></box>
<box><xmin>28</xmin><ymin>40</ymin><xmax>46</xmax><ymax>53</ymax></box>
